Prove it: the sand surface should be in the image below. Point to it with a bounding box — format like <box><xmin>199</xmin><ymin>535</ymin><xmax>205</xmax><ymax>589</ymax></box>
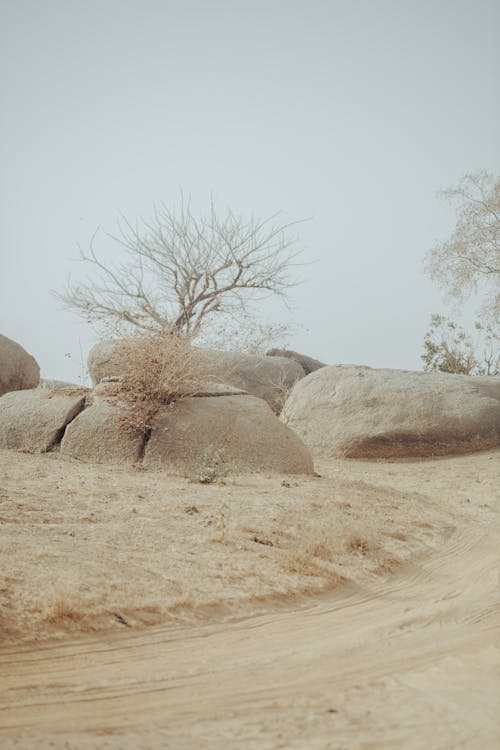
<box><xmin>0</xmin><ymin>448</ymin><xmax>499</xmax><ymax>748</ymax></box>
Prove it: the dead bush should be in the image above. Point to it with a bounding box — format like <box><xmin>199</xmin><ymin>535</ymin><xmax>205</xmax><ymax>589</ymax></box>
<box><xmin>280</xmin><ymin>517</ymin><xmax>341</xmax><ymax>580</ymax></box>
<box><xmin>112</xmin><ymin>333</ymin><xmax>205</xmax><ymax>435</ymax></box>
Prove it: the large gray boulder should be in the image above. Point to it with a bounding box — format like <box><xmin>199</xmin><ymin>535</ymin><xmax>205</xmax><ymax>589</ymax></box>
<box><xmin>0</xmin><ymin>388</ymin><xmax>87</xmax><ymax>453</ymax></box>
<box><xmin>281</xmin><ymin>365</ymin><xmax>500</xmax><ymax>458</ymax></box>
<box><xmin>88</xmin><ymin>339</ymin><xmax>305</xmax><ymax>413</ymax></box>
<box><xmin>194</xmin><ymin>349</ymin><xmax>305</xmax><ymax>412</ymax></box>
<box><xmin>144</xmin><ymin>395</ymin><xmax>314</xmax><ymax>474</ymax></box>
<box><xmin>0</xmin><ymin>334</ymin><xmax>40</xmax><ymax>396</ymax></box>
<box><xmin>266</xmin><ymin>348</ymin><xmax>326</xmax><ymax>375</ymax></box>
<box><xmin>60</xmin><ymin>399</ymin><xmax>145</xmax><ymax>465</ymax></box>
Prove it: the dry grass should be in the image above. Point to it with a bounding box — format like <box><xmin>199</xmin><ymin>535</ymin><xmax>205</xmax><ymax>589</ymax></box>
<box><xmin>282</xmin><ymin>549</ymin><xmax>341</xmax><ymax>581</ymax></box>
<box><xmin>267</xmin><ymin>366</ymin><xmax>303</xmax><ymax>414</ymax></box>
<box><xmin>42</xmin><ymin>596</ymin><xmax>86</xmax><ymax>625</ymax></box>
<box><xmin>215</xmin><ymin>500</ymin><xmax>230</xmax><ymax>544</ymax></box>
<box><xmin>3</xmin><ymin>448</ymin><xmax>493</xmax><ymax>644</ymax></box>
<box><xmin>346</xmin><ymin>535</ymin><xmax>375</xmax><ymax>556</ymax></box>
<box><xmin>111</xmin><ymin>333</ymin><xmax>206</xmax><ymax>435</ymax></box>
<box><xmin>391</xmin><ymin>530</ymin><xmax>408</xmax><ymax>541</ymax></box>
<box><xmin>375</xmin><ymin>556</ymin><xmax>400</xmax><ymax>575</ymax></box>
<box><xmin>279</xmin><ymin>510</ymin><xmax>343</xmax><ymax>580</ymax></box>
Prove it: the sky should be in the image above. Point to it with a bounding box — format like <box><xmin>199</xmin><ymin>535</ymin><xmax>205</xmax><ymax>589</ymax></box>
<box><xmin>1</xmin><ymin>0</ymin><xmax>499</xmax><ymax>383</ymax></box>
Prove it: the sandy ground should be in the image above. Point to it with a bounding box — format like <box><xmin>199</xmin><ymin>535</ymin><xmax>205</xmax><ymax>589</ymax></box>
<box><xmin>0</xmin><ymin>447</ymin><xmax>499</xmax><ymax>748</ymax></box>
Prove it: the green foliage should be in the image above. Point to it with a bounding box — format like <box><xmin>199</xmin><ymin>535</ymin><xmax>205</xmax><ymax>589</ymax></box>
<box><xmin>192</xmin><ymin>447</ymin><xmax>226</xmax><ymax>484</ymax></box>
<box><xmin>426</xmin><ymin>171</ymin><xmax>500</xmax><ymax>326</ymax></box>
<box><xmin>422</xmin><ymin>314</ymin><xmax>499</xmax><ymax>376</ymax></box>
<box><xmin>423</xmin><ymin>172</ymin><xmax>499</xmax><ymax>373</ymax></box>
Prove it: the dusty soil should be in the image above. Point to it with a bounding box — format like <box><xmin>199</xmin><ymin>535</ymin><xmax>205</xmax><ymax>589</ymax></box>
<box><xmin>0</xmin><ymin>447</ymin><xmax>499</xmax><ymax>748</ymax></box>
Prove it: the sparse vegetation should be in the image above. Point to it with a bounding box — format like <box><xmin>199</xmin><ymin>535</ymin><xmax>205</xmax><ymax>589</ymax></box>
<box><xmin>42</xmin><ymin>597</ymin><xmax>85</xmax><ymax>625</ymax></box>
<box><xmin>422</xmin><ymin>314</ymin><xmax>499</xmax><ymax>375</ymax></box>
<box><xmin>2</xmin><ymin>446</ymin><xmax>475</xmax><ymax>645</ymax></box>
<box><xmin>282</xmin><ymin>549</ymin><xmax>333</xmax><ymax>578</ymax></box>
<box><xmin>192</xmin><ymin>447</ymin><xmax>227</xmax><ymax>484</ymax></box>
<box><xmin>346</xmin><ymin>535</ymin><xmax>373</xmax><ymax>556</ymax></box>
<box><xmin>267</xmin><ymin>366</ymin><xmax>302</xmax><ymax>414</ymax></box>
<box><xmin>111</xmin><ymin>332</ymin><xmax>205</xmax><ymax>435</ymax></box>
<box><xmin>280</xmin><ymin>513</ymin><xmax>342</xmax><ymax>580</ymax></box>
<box><xmin>426</xmin><ymin>170</ymin><xmax>500</xmax><ymax>326</ymax></box>
<box><xmin>423</xmin><ymin>171</ymin><xmax>500</xmax><ymax>373</ymax></box>
<box><xmin>197</xmin><ymin>315</ymin><xmax>293</xmax><ymax>356</ymax></box>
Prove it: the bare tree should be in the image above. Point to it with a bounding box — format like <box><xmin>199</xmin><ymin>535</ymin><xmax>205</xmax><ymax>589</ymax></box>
<box><xmin>426</xmin><ymin>170</ymin><xmax>500</xmax><ymax>326</ymax></box>
<box><xmin>58</xmin><ymin>199</ymin><xmax>302</xmax><ymax>337</ymax></box>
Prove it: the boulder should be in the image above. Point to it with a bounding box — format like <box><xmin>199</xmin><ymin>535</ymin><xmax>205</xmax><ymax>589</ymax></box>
<box><xmin>92</xmin><ymin>379</ymin><xmax>247</xmax><ymax>400</ymax></box>
<box><xmin>87</xmin><ymin>339</ymin><xmax>305</xmax><ymax>412</ymax></box>
<box><xmin>281</xmin><ymin>365</ymin><xmax>500</xmax><ymax>458</ymax></box>
<box><xmin>266</xmin><ymin>348</ymin><xmax>326</xmax><ymax>375</ymax></box>
<box><xmin>87</xmin><ymin>339</ymin><xmax>132</xmax><ymax>385</ymax></box>
<box><xmin>143</xmin><ymin>395</ymin><xmax>314</xmax><ymax>474</ymax></box>
<box><xmin>194</xmin><ymin>349</ymin><xmax>305</xmax><ymax>412</ymax></box>
<box><xmin>0</xmin><ymin>388</ymin><xmax>87</xmax><ymax>453</ymax></box>
<box><xmin>60</xmin><ymin>399</ymin><xmax>145</xmax><ymax>465</ymax></box>
<box><xmin>0</xmin><ymin>334</ymin><xmax>40</xmax><ymax>396</ymax></box>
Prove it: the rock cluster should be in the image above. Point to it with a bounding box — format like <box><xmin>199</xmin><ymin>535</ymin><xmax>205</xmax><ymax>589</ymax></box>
<box><xmin>4</xmin><ymin>335</ymin><xmax>497</xmax><ymax>471</ymax></box>
<box><xmin>0</xmin><ymin>383</ymin><xmax>314</xmax><ymax>475</ymax></box>
<box><xmin>142</xmin><ymin>394</ymin><xmax>313</xmax><ymax>474</ymax></box>
<box><xmin>281</xmin><ymin>364</ymin><xmax>500</xmax><ymax>458</ymax></box>
<box><xmin>266</xmin><ymin>348</ymin><xmax>325</xmax><ymax>375</ymax></box>
<box><xmin>87</xmin><ymin>339</ymin><xmax>306</xmax><ymax>413</ymax></box>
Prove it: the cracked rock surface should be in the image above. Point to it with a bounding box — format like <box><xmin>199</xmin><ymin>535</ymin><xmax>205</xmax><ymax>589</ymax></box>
<box><xmin>0</xmin><ymin>389</ymin><xmax>87</xmax><ymax>453</ymax></box>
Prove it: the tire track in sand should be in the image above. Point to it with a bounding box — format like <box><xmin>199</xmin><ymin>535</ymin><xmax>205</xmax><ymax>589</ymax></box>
<box><xmin>0</xmin><ymin>522</ymin><xmax>499</xmax><ymax>749</ymax></box>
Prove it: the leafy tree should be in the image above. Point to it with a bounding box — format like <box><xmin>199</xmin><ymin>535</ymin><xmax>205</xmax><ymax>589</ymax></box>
<box><xmin>421</xmin><ymin>314</ymin><xmax>499</xmax><ymax>375</ymax></box>
<box><xmin>426</xmin><ymin>170</ymin><xmax>499</xmax><ymax>326</ymax></box>
<box><xmin>423</xmin><ymin>171</ymin><xmax>499</xmax><ymax>374</ymax></box>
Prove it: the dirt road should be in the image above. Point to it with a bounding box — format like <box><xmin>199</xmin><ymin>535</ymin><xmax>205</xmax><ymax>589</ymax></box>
<box><xmin>1</xmin><ymin>516</ymin><xmax>499</xmax><ymax>749</ymax></box>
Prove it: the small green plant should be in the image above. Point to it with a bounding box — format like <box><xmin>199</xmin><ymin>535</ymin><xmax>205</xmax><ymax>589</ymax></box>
<box><xmin>192</xmin><ymin>447</ymin><xmax>226</xmax><ymax>484</ymax></box>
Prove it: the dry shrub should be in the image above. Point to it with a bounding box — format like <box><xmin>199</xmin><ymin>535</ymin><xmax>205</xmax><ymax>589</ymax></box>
<box><xmin>283</xmin><ymin>549</ymin><xmax>336</xmax><ymax>579</ymax></box>
<box><xmin>267</xmin><ymin>366</ymin><xmax>302</xmax><ymax>414</ymax></box>
<box><xmin>346</xmin><ymin>535</ymin><xmax>374</xmax><ymax>556</ymax></box>
<box><xmin>281</xmin><ymin>518</ymin><xmax>340</xmax><ymax>579</ymax></box>
<box><xmin>113</xmin><ymin>333</ymin><xmax>205</xmax><ymax>435</ymax></box>
<box><xmin>375</xmin><ymin>556</ymin><xmax>400</xmax><ymax>575</ymax></box>
<box><xmin>43</xmin><ymin>597</ymin><xmax>85</xmax><ymax>624</ymax></box>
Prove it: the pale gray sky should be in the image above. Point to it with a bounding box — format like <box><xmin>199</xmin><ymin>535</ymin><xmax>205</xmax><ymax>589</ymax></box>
<box><xmin>1</xmin><ymin>0</ymin><xmax>499</xmax><ymax>382</ymax></box>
